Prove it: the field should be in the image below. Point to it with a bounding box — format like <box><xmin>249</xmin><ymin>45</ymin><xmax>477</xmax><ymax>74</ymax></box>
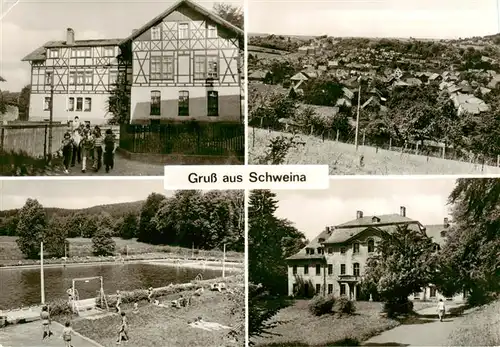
<box><xmin>249</xmin><ymin>127</ymin><xmax>500</xmax><ymax>175</ymax></box>
<box><xmin>447</xmin><ymin>300</ymin><xmax>500</xmax><ymax>346</ymax></box>
<box><xmin>0</xmin><ymin>236</ymin><xmax>243</xmax><ymax>266</ymax></box>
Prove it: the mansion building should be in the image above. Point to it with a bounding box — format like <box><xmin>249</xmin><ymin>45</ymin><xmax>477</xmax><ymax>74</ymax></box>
<box><xmin>287</xmin><ymin>206</ymin><xmax>465</xmax><ymax>302</ymax></box>
<box><xmin>22</xmin><ymin>0</ymin><xmax>243</xmax><ymax>125</ymax></box>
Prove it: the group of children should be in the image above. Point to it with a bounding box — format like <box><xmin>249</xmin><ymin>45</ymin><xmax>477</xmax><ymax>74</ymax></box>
<box><xmin>59</xmin><ymin>116</ymin><xmax>117</xmax><ymax>174</ymax></box>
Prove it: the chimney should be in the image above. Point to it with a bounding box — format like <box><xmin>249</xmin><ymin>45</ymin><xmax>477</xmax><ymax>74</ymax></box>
<box><xmin>400</xmin><ymin>206</ymin><xmax>406</xmax><ymax>217</ymax></box>
<box><xmin>66</xmin><ymin>28</ymin><xmax>75</xmax><ymax>45</ymax></box>
<box><xmin>444</xmin><ymin>217</ymin><xmax>449</xmax><ymax>228</ymax></box>
<box><xmin>356</xmin><ymin>210</ymin><xmax>363</xmax><ymax>219</ymax></box>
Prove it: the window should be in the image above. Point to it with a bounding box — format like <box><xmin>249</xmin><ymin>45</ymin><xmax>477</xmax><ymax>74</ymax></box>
<box><xmin>48</xmin><ymin>49</ymin><xmax>59</xmax><ymax>58</ymax></box>
<box><xmin>84</xmin><ymin>98</ymin><xmax>92</xmax><ymax>112</ymax></box>
<box><xmin>77</xmin><ymin>72</ymin><xmax>84</xmax><ymax>85</ymax></box>
<box><xmin>45</xmin><ymin>72</ymin><xmax>53</xmax><ymax>86</ymax></box>
<box><xmin>69</xmin><ymin>72</ymin><xmax>76</xmax><ymax>85</ymax></box>
<box><xmin>368</xmin><ymin>239</ymin><xmax>375</xmax><ymax>253</ymax></box>
<box><xmin>340</xmin><ymin>247</ymin><xmax>346</xmax><ymax>254</ymax></box>
<box><xmin>292</xmin><ymin>265</ymin><xmax>297</xmax><ymax>275</ymax></box>
<box><xmin>151</xmin><ymin>26</ymin><xmax>161</xmax><ymax>40</ymax></box>
<box><xmin>207</xmin><ymin>56</ymin><xmax>218</xmax><ymax>79</ymax></box>
<box><xmin>104</xmin><ymin>47</ymin><xmax>115</xmax><ymax>57</ymax></box>
<box><xmin>178</xmin><ymin>91</ymin><xmax>189</xmax><ymax>116</ymax></box>
<box><xmin>161</xmin><ymin>56</ymin><xmax>174</xmax><ymax>80</ymax></box>
<box><xmin>76</xmin><ymin>97</ymin><xmax>83</xmax><ymax>112</ymax></box>
<box><xmin>71</xmin><ymin>48</ymin><xmax>91</xmax><ymax>58</ymax></box>
<box><xmin>315</xmin><ymin>284</ymin><xmax>321</xmax><ymax>294</ymax></box>
<box><xmin>353</xmin><ymin>242</ymin><xmax>360</xmax><ymax>254</ymax></box>
<box><xmin>433</xmin><ymin>244</ymin><xmax>440</xmax><ymax>252</ymax></box>
<box><xmin>306</xmin><ymin>248</ymin><xmax>314</xmax><ymax>255</ymax></box>
<box><xmin>109</xmin><ymin>70</ymin><xmax>118</xmax><ymax>85</ymax></box>
<box><xmin>315</xmin><ymin>264</ymin><xmax>321</xmax><ymax>276</ymax></box>
<box><xmin>194</xmin><ymin>56</ymin><xmax>206</xmax><ymax>80</ymax></box>
<box><xmin>328</xmin><ymin>264</ymin><xmax>333</xmax><ymax>275</ymax></box>
<box><xmin>340</xmin><ymin>264</ymin><xmax>346</xmax><ymax>275</ymax></box>
<box><xmin>208</xmin><ymin>24</ymin><xmax>217</xmax><ymax>38</ymax></box>
<box><xmin>317</xmin><ymin>248</ymin><xmax>324</xmax><ymax>255</ymax></box>
<box><xmin>340</xmin><ymin>283</ymin><xmax>346</xmax><ymax>296</ymax></box>
<box><xmin>328</xmin><ymin>284</ymin><xmax>333</xmax><ymax>294</ymax></box>
<box><xmin>85</xmin><ymin>71</ymin><xmax>93</xmax><ymax>85</ymax></box>
<box><xmin>353</xmin><ymin>263</ymin><xmax>360</xmax><ymax>276</ymax></box>
<box><xmin>44</xmin><ymin>97</ymin><xmax>51</xmax><ymax>111</ymax></box>
<box><xmin>150</xmin><ymin>91</ymin><xmax>161</xmax><ymax>116</ymax></box>
<box><xmin>327</xmin><ymin>248</ymin><xmax>333</xmax><ymax>254</ymax></box>
<box><xmin>151</xmin><ymin>56</ymin><xmax>161</xmax><ymax>80</ymax></box>
<box><xmin>304</xmin><ymin>265</ymin><xmax>308</xmax><ymax>275</ymax></box>
<box><xmin>178</xmin><ymin>23</ymin><xmax>189</xmax><ymax>39</ymax></box>
<box><xmin>68</xmin><ymin>97</ymin><xmax>74</xmax><ymax>111</ymax></box>
<box><xmin>430</xmin><ymin>287</ymin><xmax>437</xmax><ymax>298</ymax></box>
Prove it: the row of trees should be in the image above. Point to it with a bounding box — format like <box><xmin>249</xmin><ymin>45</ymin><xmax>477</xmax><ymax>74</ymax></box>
<box><xmin>11</xmin><ymin>190</ymin><xmax>244</xmax><ymax>259</ymax></box>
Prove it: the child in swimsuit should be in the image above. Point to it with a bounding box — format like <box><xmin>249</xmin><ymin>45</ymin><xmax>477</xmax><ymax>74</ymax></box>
<box><xmin>61</xmin><ymin>321</ymin><xmax>73</xmax><ymax>347</ymax></box>
<box><xmin>116</xmin><ymin>290</ymin><xmax>122</xmax><ymax>313</ymax></box>
<box><xmin>40</xmin><ymin>305</ymin><xmax>53</xmax><ymax>339</ymax></box>
<box><xmin>116</xmin><ymin>312</ymin><xmax>129</xmax><ymax>344</ymax></box>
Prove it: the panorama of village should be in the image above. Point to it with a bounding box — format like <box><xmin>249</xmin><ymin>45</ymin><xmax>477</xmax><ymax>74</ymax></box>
<box><xmin>0</xmin><ymin>180</ymin><xmax>244</xmax><ymax>347</ymax></box>
<box><xmin>248</xmin><ymin>31</ymin><xmax>500</xmax><ymax>174</ymax></box>
<box><xmin>248</xmin><ymin>178</ymin><xmax>500</xmax><ymax>347</ymax></box>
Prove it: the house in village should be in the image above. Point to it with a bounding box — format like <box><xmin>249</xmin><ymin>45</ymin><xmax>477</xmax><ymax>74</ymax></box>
<box><xmin>22</xmin><ymin>0</ymin><xmax>243</xmax><ymax>125</ymax></box>
<box><xmin>286</xmin><ymin>206</ymin><xmax>465</xmax><ymax>302</ymax></box>
<box><xmin>248</xmin><ymin>69</ymin><xmax>268</xmax><ymax>82</ymax></box>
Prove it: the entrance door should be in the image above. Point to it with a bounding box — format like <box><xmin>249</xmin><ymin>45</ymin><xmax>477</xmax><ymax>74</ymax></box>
<box><xmin>340</xmin><ymin>283</ymin><xmax>346</xmax><ymax>296</ymax></box>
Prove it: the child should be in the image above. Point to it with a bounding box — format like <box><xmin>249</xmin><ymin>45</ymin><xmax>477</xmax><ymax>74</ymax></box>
<box><xmin>103</xmin><ymin>128</ymin><xmax>116</xmax><ymax>173</ymax></box>
<box><xmin>71</xmin><ymin>128</ymin><xmax>82</xmax><ymax>167</ymax></box>
<box><xmin>61</xmin><ymin>321</ymin><xmax>73</xmax><ymax>347</ymax></box>
<box><xmin>116</xmin><ymin>290</ymin><xmax>122</xmax><ymax>313</ymax></box>
<box><xmin>437</xmin><ymin>299</ymin><xmax>446</xmax><ymax>322</ymax></box>
<box><xmin>92</xmin><ymin>126</ymin><xmax>103</xmax><ymax>172</ymax></box>
<box><xmin>60</xmin><ymin>132</ymin><xmax>74</xmax><ymax>174</ymax></box>
<box><xmin>116</xmin><ymin>312</ymin><xmax>129</xmax><ymax>345</ymax></box>
<box><xmin>147</xmin><ymin>287</ymin><xmax>154</xmax><ymax>303</ymax></box>
<box><xmin>80</xmin><ymin>128</ymin><xmax>94</xmax><ymax>173</ymax></box>
<box><xmin>40</xmin><ymin>305</ymin><xmax>53</xmax><ymax>340</ymax></box>
<box><xmin>133</xmin><ymin>302</ymin><xmax>139</xmax><ymax>314</ymax></box>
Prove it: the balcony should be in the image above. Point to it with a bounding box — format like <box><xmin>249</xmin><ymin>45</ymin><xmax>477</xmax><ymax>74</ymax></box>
<box><xmin>338</xmin><ymin>274</ymin><xmax>361</xmax><ymax>282</ymax></box>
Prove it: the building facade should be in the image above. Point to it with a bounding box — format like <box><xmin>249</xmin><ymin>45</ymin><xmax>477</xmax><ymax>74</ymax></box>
<box><xmin>287</xmin><ymin>207</ymin><xmax>465</xmax><ymax>303</ymax></box>
<box><xmin>22</xmin><ymin>0</ymin><xmax>243</xmax><ymax>125</ymax></box>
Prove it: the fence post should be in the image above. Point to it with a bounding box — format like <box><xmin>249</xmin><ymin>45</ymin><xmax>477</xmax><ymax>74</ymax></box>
<box><xmin>415</xmin><ymin>142</ymin><xmax>419</xmax><ymax>155</ymax></box>
<box><xmin>442</xmin><ymin>146</ymin><xmax>445</xmax><ymax>159</ymax></box>
<box><xmin>336</xmin><ymin>129</ymin><xmax>339</xmax><ymax>142</ymax></box>
<box><xmin>389</xmin><ymin>138</ymin><xmax>392</xmax><ymax>151</ymax></box>
<box><xmin>362</xmin><ymin>131</ymin><xmax>365</xmax><ymax>146</ymax></box>
<box><xmin>43</xmin><ymin>124</ymin><xmax>48</xmax><ymax>161</ymax></box>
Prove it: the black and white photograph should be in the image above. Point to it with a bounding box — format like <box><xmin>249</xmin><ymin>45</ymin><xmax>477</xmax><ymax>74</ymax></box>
<box><xmin>248</xmin><ymin>0</ymin><xmax>500</xmax><ymax>175</ymax></box>
<box><xmin>0</xmin><ymin>0</ymin><xmax>244</xmax><ymax>176</ymax></box>
<box><xmin>0</xmin><ymin>179</ymin><xmax>244</xmax><ymax>346</ymax></box>
<box><xmin>248</xmin><ymin>178</ymin><xmax>499</xmax><ymax>346</ymax></box>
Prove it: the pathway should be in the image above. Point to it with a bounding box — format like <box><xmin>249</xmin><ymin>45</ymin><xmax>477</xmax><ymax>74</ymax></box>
<box><xmin>0</xmin><ymin>321</ymin><xmax>103</xmax><ymax>347</ymax></box>
<box><xmin>363</xmin><ymin>303</ymin><xmax>465</xmax><ymax>346</ymax></box>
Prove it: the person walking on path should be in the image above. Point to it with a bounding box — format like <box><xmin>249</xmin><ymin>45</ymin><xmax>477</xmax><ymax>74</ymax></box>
<box><xmin>40</xmin><ymin>305</ymin><xmax>53</xmax><ymax>340</ymax></box>
<box><xmin>116</xmin><ymin>312</ymin><xmax>129</xmax><ymax>345</ymax></box>
<box><xmin>437</xmin><ymin>299</ymin><xmax>446</xmax><ymax>322</ymax></box>
<box><xmin>59</xmin><ymin>131</ymin><xmax>74</xmax><ymax>174</ymax></box>
<box><xmin>80</xmin><ymin>128</ymin><xmax>95</xmax><ymax>173</ymax></box>
<box><xmin>71</xmin><ymin>127</ymin><xmax>82</xmax><ymax>167</ymax></box>
<box><xmin>103</xmin><ymin>128</ymin><xmax>117</xmax><ymax>173</ymax></box>
<box><xmin>92</xmin><ymin>126</ymin><xmax>103</xmax><ymax>172</ymax></box>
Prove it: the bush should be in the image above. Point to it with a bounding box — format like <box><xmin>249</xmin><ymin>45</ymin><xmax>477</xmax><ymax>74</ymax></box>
<box><xmin>308</xmin><ymin>295</ymin><xmax>335</xmax><ymax>316</ymax></box>
<box><xmin>48</xmin><ymin>299</ymin><xmax>73</xmax><ymax>317</ymax></box>
<box><xmin>293</xmin><ymin>275</ymin><xmax>315</xmax><ymax>298</ymax></box>
<box><xmin>336</xmin><ymin>296</ymin><xmax>356</xmax><ymax>315</ymax></box>
<box><xmin>383</xmin><ymin>298</ymin><xmax>414</xmax><ymax>318</ymax></box>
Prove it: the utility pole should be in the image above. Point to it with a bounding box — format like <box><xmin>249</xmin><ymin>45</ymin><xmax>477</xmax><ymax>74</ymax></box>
<box><xmin>355</xmin><ymin>80</ymin><xmax>361</xmax><ymax>151</ymax></box>
<box><xmin>41</xmin><ymin>242</ymin><xmax>45</xmax><ymax>305</ymax></box>
<box><xmin>47</xmin><ymin>74</ymin><xmax>55</xmax><ymax>165</ymax></box>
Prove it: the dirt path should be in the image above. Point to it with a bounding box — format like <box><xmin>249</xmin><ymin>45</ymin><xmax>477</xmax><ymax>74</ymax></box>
<box><xmin>363</xmin><ymin>304</ymin><xmax>465</xmax><ymax>346</ymax></box>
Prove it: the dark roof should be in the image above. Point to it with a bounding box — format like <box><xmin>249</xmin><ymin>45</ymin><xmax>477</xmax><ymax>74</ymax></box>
<box><xmin>120</xmin><ymin>0</ymin><xmax>243</xmax><ymax>45</ymax></box>
<box><xmin>337</xmin><ymin>214</ymin><xmax>416</xmax><ymax>228</ymax></box>
<box><xmin>22</xmin><ymin>39</ymin><xmax>123</xmax><ymax>62</ymax></box>
<box><xmin>286</xmin><ymin>254</ymin><xmax>326</xmax><ymax>261</ymax></box>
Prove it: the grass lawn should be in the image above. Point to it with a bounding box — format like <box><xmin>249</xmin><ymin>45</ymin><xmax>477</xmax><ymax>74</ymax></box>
<box><xmin>252</xmin><ymin>300</ymin><xmax>400</xmax><ymax>346</ymax></box>
<box><xmin>447</xmin><ymin>299</ymin><xmax>500</xmax><ymax>346</ymax></box>
<box><xmin>248</xmin><ymin>127</ymin><xmax>500</xmax><ymax>175</ymax></box>
<box><xmin>0</xmin><ymin>236</ymin><xmax>243</xmax><ymax>265</ymax></box>
<box><xmin>56</xmin><ymin>276</ymin><xmax>244</xmax><ymax>347</ymax></box>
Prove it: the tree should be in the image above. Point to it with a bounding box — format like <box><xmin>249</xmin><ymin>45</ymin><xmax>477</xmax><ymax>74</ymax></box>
<box><xmin>362</xmin><ymin>224</ymin><xmax>437</xmax><ymax>314</ymax></box>
<box><xmin>44</xmin><ymin>216</ymin><xmax>68</xmax><ymax>258</ymax></box>
<box><xmin>120</xmin><ymin>213</ymin><xmax>138</xmax><ymax>239</ymax></box>
<box><xmin>65</xmin><ymin>212</ymin><xmax>88</xmax><ymax>238</ymax></box>
<box><xmin>106</xmin><ymin>72</ymin><xmax>130</xmax><ymax>124</ymax></box>
<box><xmin>18</xmin><ymin>84</ymin><xmax>31</xmax><ymax>121</ymax></box>
<box><xmin>137</xmin><ymin>193</ymin><xmax>166</xmax><ymax>243</ymax></box>
<box><xmin>301</xmin><ymin>78</ymin><xmax>344</xmax><ymax>107</ymax></box>
<box><xmin>0</xmin><ymin>90</ymin><xmax>6</xmax><ymax>115</ymax></box>
<box><xmin>16</xmin><ymin>199</ymin><xmax>47</xmax><ymax>259</ymax></box>
<box><xmin>213</xmin><ymin>3</ymin><xmax>243</xmax><ymax>29</ymax></box>
<box><xmin>92</xmin><ymin>226</ymin><xmax>116</xmax><ymax>256</ymax></box>
<box><xmin>435</xmin><ymin>178</ymin><xmax>500</xmax><ymax>305</ymax></box>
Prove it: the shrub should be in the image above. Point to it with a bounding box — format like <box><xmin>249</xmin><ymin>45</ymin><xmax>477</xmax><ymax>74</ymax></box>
<box><xmin>308</xmin><ymin>295</ymin><xmax>335</xmax><ymax>316</ymax></box>
<box><xmin>336</xmin><ymin>296</ymin><xmax>356</xmax><ymax>316</ymax></box>
<box><xmin>383</xmin><ymin>298</ymin><xmax>414</xmax><ymax>318</ymax></box>
<box><xmin>293</xmin><ymin>275</ymin><xmax>315</xmax><ymax>298</ymax></box>
<box><xmin>48</xmin><ymin>299</ymin><xmax>73</xmax><ymax>317</ymax></box>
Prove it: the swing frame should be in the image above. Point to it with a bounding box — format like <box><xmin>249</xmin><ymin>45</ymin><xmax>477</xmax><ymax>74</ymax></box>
<box><xmin>71</xmin><ymin>276</ymin><xmax>109</xmax><ymax>315</ymax></box>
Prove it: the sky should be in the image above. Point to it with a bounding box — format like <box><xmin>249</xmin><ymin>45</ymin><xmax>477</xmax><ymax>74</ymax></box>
<box><xmin>0</xmin><ymin>178</ymin><xmax>171</xmax><ymax>210</ymax></box>
<box><xmin>249</xmin><ymin>0</ymin><xmax>499</xmax><ymax>39</ymax></box>
<box><xmin>0</xmin><ymin>0</ymin><xmax>242</xmax><ymax>91</ymax></box>
<box><xmin>273</xmin><ymin>178</ymin><xmax>458</xmax><ymax>241</ymax></box>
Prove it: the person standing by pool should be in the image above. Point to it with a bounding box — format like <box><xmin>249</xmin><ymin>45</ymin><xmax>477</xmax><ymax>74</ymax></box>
<box><xmin>40</xmin><ymin>305</ymin><xmax>53</xmax><ymax>340</ymax></box>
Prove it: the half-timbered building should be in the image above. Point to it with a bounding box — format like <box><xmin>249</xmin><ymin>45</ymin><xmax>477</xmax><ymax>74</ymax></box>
<box><xmin>21</xmin><ymin>0</ymin><xmax>243</xmax><ymax>125</ymax></box>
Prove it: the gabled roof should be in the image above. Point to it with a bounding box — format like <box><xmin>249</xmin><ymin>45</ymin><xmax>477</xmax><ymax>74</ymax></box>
<box><xmin>120</xmin><ymin>0</ymin><xmax>243</xmax><ymax>45</ymax></box>
<box><xmin>290</xmin><ymin>72</ymin><xmax>309</xmax><ymax>81</ymax></box>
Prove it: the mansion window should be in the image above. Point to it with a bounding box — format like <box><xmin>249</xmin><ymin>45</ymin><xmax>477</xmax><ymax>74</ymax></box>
<box><xmin>368</xmin><ymin>239</ymin><xmax>375</xmax><ymax>253</ymax></box>
<box><xmin>317</xmin><ymin>248</ymin><xmax>324</xmax><ymax>255</ymax></box>
<box><xmin>328</xmin><ymin>264</ymin><xmax>333</xmax><ymax>275</ymax></box>
<box><xmin>45</xmin><ymin>72</ymin><xmax>53</xmax><ymax>85</ymax></box>
<box><xmin>304</xmin><ymin>265</ymin><xmax>308</xmax><ymax>275</ymax></box>
<box><xmin>208</xmin><ymin>24</ymin><xmax>217</xmax><ymax>38</ymax></box>
<box><xmin>353</xmin><ymin>242</ymin><xmax>360</xmax><ymax>254</ymax></box>
<box><xmin>305</xmin><ymin>248</ymin><xmax>314</xmax><ymax>255</ymax></box>
<box><xmin>315</xmin><ymin>264</ymin><xmax>321</xmax><ymax>276</ymax></box>
<box><xmin>68</xmin><ymin>97</ymin><xmax>74</xmax><ymax>111</ymax></box>
<box><xmin>194</xmin><ymin>56</ymin><xmax>219</xmax><ymax>80</ymax></box>
<box><xmin>84</xmin><ymin>98</ymin><xmax>92</xmax><ymax>112</ymax></box>
<box><xmin>178</xmin><ymin>23</ymin><xmax>189</xmax><ymax>39</ymax></box>
<box><xmin>151</xmin><ymin>26</ymin><xmax>161</xmax><ymax>40</ymax></box>
<box><xmin>71</xmin><ymin>48</ymin><xmax>91</xmax><ymax>58</ymax></box>
<box><xmin>292</xmin><ymin>265</ymin><xmax>297</xmax><ymax>275</ymax></box>
<box><xmin>103</xmin><ymin>47</ymin><xmax>115</xmax><ymax>57</ymax></box>
<box><xmin>76</xmin><ymin>97</ymin><xmax>83</xmax><ymax>112</ymax></box>
<box><xmin>340</xmin><ymin>284</ymin><xmax>346</xmax><ymax>296</ymax></box>
<box><xmin>48</xmin><ymin>49</ymin><xmax>59</xmax><ymax>58</ymax></box>
<box><xmin>327</xmin><ymin>248</ymin><xmax>333</xmax><ymax>254</ymax></box>
<box><xmin>340</xmin><ymin>264</ymin><xmax>346</xmax><ymax>275</ymax></box>
<box><xmin>150</xmin><ymin>91</ymin><xmax>161</xmax><ymax>116</ymax></box>
<box><xmin>315</xmin><ymin>284</ymin><xmax>321</xmax><ymax>294</ymax></box>
<box><xmin>340</xmin><ymin>247</ymin><xmax>346</xmax><ymax>254</ymax></box>
<box><xmin>353</xmin><ymin>263</ymin><xmax>360</xmax><ymax>276</ymax></box>
<box><xmin>328</xmin><ymin>284</ymin><xmax>333</xmax><ymax>294</ymax></box>
<box><xmin>207</xmin><ymin>91</ymin><xmax>218</xmax><ymax>116</ymax></box>
<box><xmin>150</xmin><ymin>56</ymin><xmax>174</xmax><ymax>80</ymax></box>
<box><xmin>43</xmin><ymin>97</ymin><xmax>51</xmax><ymax>111</ymax></box>
<box><xmin>178</xmin><ymin>91</ymin><xmax>189</xmax><ymax>116</ymax></box>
